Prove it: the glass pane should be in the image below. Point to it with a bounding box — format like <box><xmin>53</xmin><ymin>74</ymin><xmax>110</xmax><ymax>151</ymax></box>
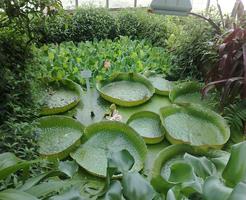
<box><xmin>61</xmin><ymin>0</ymin><xmax>75</xmax><ymax>9</ymax></box>
<box><xmin>109</xmin><ymin>0</ymin><xmax>134</xmax><ymax>8</ymax></box>
<box><xmin>78</xmin><ymin>0</ymin><xmax>106</xmax><ymax>7</ymax></box>
<box><xmin>137</xmin><ymin>0</ymin><xmax>151</xmax><ymax>7</ymax></box>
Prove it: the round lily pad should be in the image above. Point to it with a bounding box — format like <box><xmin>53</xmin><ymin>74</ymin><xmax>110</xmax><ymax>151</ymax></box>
<box><xmin>151</xmin><ymin>144</ymin><xmax>230</xmax><ymax>192</ymax></box>
<box><xmin>147</xmin><ymin>75</ymin><xmax>173</xmax><ymax>96</ymax></box>
<box><xmin>41</xmin><ymin>79</ymin><xmax>83</xmax><ymax>115</ymax></box>
<box><xmin>96</xmin><ymin>73</ymin><xmax>155</xmax><ymax>107</ymax></box>
<box><xmin>70</xmin><ymin>121</ymin><xmax>147</xmax><ymax>177</ymax></box>
<box><xmin>159</xmin><ymin>104</ymin><xmax>230</xmax><ymax>148</ymax></box>
<box><xmin>169</xmin><ymin>82</ymin><xmax>202</xmax><ymax>104</ymax></box>
<box><xmin>127</xmin><ymin>111</ymin><xmax>165</xmax><ymax>144</ymax></box>
<box><xmin>36</xmin><ymin>116</ymin><xmax>85</xmax><ymax>159</ymax></box>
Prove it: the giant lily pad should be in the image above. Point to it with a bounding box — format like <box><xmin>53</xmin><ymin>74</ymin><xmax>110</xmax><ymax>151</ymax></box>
<box><xmin>36</xmin><ymin>116</ymin><xmax>84</xmax><ymax>159</ymax></box>
<box><xmin>159</xmin><ymin>104</ymin><xmax>230</xmax><ymax>148</ymax></box>
<box><xmin>41</xmin><ymin>79</ymin><xmax>82</xmax><ymax>115</ymax></box>
<box><xmin>151</xmin><ymin>144</ymin><xmax>230</xmax><ymax>193</ymax></box>
<box><xmin>127</xmin><ymin>111</ymin><xmax>165</xmax><ymax>144</ymax></box>
<box><xmin>70</xmin><ymin>121</ymin><xmax>147</xmax><ymax>177</ymax></box>
<box><xmin>96</xmin><ymin>73</ymin><xmax>155</xmax><ymax>107</ymax></box>
<box><xmin>147</xmin><ymin>75</ymin><xmax>173</xmax><ymax>96</ymax></box>
<box><xmin>169</xmin><ymin>82</ymin><xmax>204</xmax><ymax>105</ymax></box>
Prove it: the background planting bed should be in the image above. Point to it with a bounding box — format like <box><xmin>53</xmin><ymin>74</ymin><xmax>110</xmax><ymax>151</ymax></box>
<box><xmin>37</xmin><ymin>116</ymin><xmax>84</xmax><ymax>159</ymax></box>
<box><xmin>96</xmin><ymin>72</ymin><xmax>155</xmax><ymax>107</ymax></box>
<box><xmin>41</xmin><ymin>79</ymin><xmax>82</xmax><ymax>115</ymax></box>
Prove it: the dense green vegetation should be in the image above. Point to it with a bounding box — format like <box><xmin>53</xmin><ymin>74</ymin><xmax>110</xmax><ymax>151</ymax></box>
<box><xmin>1</xmin><ymin>0</ymin><xmax>246</xmax><ymax>199</ymax></box>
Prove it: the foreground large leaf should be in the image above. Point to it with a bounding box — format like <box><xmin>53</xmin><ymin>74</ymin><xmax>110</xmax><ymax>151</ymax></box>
<box><xmin>223</xmin><ymin>141</ymin><xmax>246</xmax><ymax>186</ymax></box>
<box><xmin>203</xmin><ymin>176</ymin><xmax>232</xmax><ymax>200</ymax></box>
<box><xmin>0</xmin><ymin>189</ymin><xmax>39</xmax><ymax>200</ymax></box>
<box><xmin>122</xmin><ymin>172</ymin><xmax>155</xmax><ymax>200</ymax></box>
<box><xmin>0</xmin><ymin>152</ymin><xmax>36</xmax><ymax>180</ymax></box>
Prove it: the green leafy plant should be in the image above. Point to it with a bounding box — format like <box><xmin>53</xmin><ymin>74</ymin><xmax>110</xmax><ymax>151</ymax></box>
<box><xmin>35</xmin><ymin>37</ymin><xmax>172</xmax><ymax>85</ymax></box>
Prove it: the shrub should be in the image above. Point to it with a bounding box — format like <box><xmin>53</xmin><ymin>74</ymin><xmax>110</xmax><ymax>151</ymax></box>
<box><xmin>117</xmin><ymin>10</ymin><xmax>167</xmax><ymax>47</ymax></box>
<box><xmin>71</xmin><ymin>7</ymin><xmax>118</xmax><ymax>42</ymax></box>
<box><xmin>164</xmin><ymin>15</ymin><xmax>218</xmax><ymax>81</ymax></box>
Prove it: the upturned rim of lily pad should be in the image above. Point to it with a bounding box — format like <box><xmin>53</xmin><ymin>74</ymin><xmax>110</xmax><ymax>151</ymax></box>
<box><xmin>96</xmin><ymin>72</ymin><xmax>155</xmax><ymax>107</ymax></box>
<box><xmin>41</xmin><ymin>79</ymin><xmax>83</xmax><ymax>115</ymax></box>
<box><xmin>127</xmin><ymin>111</ymin><xmax>165</xmax><ymax>144</ymax></box>
<box><xmin>36</xmin><ymin>115</ymin><xmax>85</xmax><ymax>160</ymax></box>
<box><xmin>159</xmin><ymin>104</ymin><xmax>230</xmax><ymax>148</ymax></box>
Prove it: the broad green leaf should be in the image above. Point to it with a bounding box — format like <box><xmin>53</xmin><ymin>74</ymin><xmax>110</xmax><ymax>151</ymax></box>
<box><xmin>203</xmin><ymin>176</ymin><xmax>232</xmax><ymax>200</ymax></box>
<box><xmin>0</xmin><ymin>189</ymin><xmax>39</xmax><ymax>200</ymax></box>
<box><xmin>122</xmin><ymin>172</ymin><xmax>155</xmax><ymax>200</ymax></box>
<box><xmin>166</xmin><ymin>161</ymin><xmax>196</xmax><ymax>184</ymax></box>
<box><xmin>228</xmin><ymin>182</ymin><xmax>246</xmax><ymax>200</ymax></box>
<box><xmin>108</xmin><ymin>149</ymin><xmax>134</xmax><ymax>174</ymax></box>
<box><xmin>223</xmin><ymin>141</ymin><xmax>246</xmax><ymax>186</ymax></box>
<box><xmin>0</xmin><ymin>152</ymin><xmax>36</xmax><ymax>180</ymax></box>
<box><xmin>184</xmin><ymin>153</ymin><xmax>217</xmax><ymax>179</ymax></box>
<box><xmin>104</xmin><ymin>181</ymin><xmax>122</xmax><ymax>200</ymax></box>
<box><xmin>166</xmin><ymin>186</ymin><xmax>189</xmax><ymax>200</ymax></box>
<box><xmin>18</xmin><ymin>171</ymin><xmax>63</xmax><ymax>191</ymax></box>
<box><xmin>58</xmin><ymin>160</ymin><xmax>79</xmax><ymax>178</ymax></box>
<box><xmin>26</xmin><ymin>180</ymin><xmax>81</xmax><ymax>198</ymax></box>
<box><xmin>49</xmin><ymin>187</ymin><xmax>85</xmax><ymax>200</ymax></box>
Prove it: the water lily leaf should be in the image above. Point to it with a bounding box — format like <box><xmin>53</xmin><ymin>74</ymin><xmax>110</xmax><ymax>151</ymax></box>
<box><xmin>49</xmin><ymin>187</ymin><xmax>86</xmax><ymax>200</ymax></box>
<box><xmin>97</xmin><ymin>73</ymin><xmax>155</xmax><ymax>107</ymax></box>
<box><xmin>36</xmin><ymin>116</ymin><xmax>84</xmax><ymax>159</ymax></box>
<box><xmin>184</xmin><ymin>153</ymin><xmax>217</xmax><ymax>179</ymax></box>
<box><xmin>0</xmin><ymin>189</ymin><xmax>39</xmax><ymax>200</ymax></box>
<box><xmin>104</xmin><ymin>181</ymin><xmax>122</xmax><ymax>200</ymax></box>
<box><xmin>147</xmin><ymin>75</ymin><xmax>174</xmax><ymax>96</ymax></box>
<box><xmin>58</xmin><ymin>160</ymin><xmax>79</xmax><ymax>178</ymax></box>
<box><xmin>203</xmin><ymin>176</ymin><xmax>232</xmax><ymax>200</ymax></box>
<box><xmin>41</xmin><ymin>79</ymin><xmax>82</xmax><ymax>115</ymax></box>
<box><xmin>223</xmin><ymin>141</ymin><xmax>246</xmax><ymax>187</ymax></box>
<box><xmin>159</xmin><ymin>104</ymin><xmax>230</xmax><ymax>148</ymax></box>
<box><xmin>71</xmin><ymin>121</ymin><xmax>147</xmax><ymax>177</ymax></box>
<box><xmin>127</xmin><ymin>111</ymin><xmax>165</xmax><ymax>144</ymax></box>
<box><xmin>122</xmin><ymin>172</ymin><xmax>155</xmax><ymax>200</ymax></box>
